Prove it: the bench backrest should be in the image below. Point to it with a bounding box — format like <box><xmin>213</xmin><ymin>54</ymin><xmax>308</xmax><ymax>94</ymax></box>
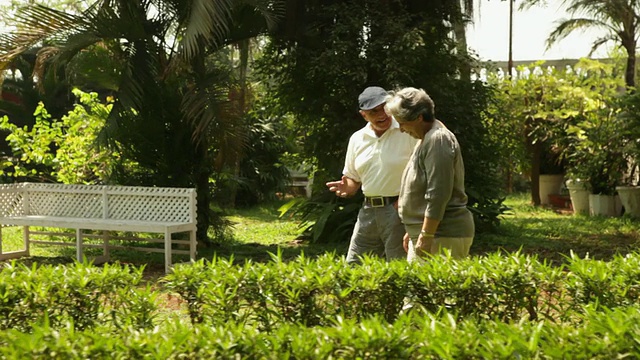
<box><xmin>0</xmin><ymin>183</ymin><xmax>197</xmax><ymax>223</ymax></box>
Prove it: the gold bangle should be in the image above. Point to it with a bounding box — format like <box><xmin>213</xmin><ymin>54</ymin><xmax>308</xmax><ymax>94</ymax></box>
<box><xmin>420</xmin><ymin>230</ymin><xmax>435</xmax><ymax>237</ymax></box>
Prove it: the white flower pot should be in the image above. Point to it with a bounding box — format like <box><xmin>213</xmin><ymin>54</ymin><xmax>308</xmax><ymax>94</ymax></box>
<box><xmin>588</xmin><ymin>194</ymin><xmax>622</xmax><ymax>217</ymax></box>
<box><xmin>616</xmin><ymin>186</ymin><xmax>640</xmax><ymax>218</ymax></box>
<box><xmin>539</xmin><ymin>175</ymin><xmax>564</xmax><ymax>205</ymax></box>
<box><xmin>566</xmin><ymin>179</ymin><xmax>590</xmax><ymax>215</ymax></box>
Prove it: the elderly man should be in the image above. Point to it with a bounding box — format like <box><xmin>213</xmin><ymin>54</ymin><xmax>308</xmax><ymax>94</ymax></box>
<box><xmin>326</xmin><ymin>86</ymin><xmax>418</xmax><ymax>263</ymax></box>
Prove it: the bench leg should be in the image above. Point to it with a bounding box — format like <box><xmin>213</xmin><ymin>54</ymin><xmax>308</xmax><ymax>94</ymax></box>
<box><xmin>0</xmin><ymin>226</ymin><xmax>30</xmax><ymax>261</ymax></box>
<box><xmin>76</xmin><ymin>229</ymin><xmax>83</xmax><ymax>263</ymax></box>
<box><xmin>91</xmin><ymin>230</ymin><xmax>111</xmax><ymax>265</ymax></box>
<box><xmin>164</xmin><ymin>230</ymin><xmax>171</xmax><ymax>274</ymax></box>
<box><xmin>102</xmin><ymin>230</ymin><xmax>110</xmax><ymax>259</ymax></box>
<box><xmin>23</xmin><ymin>226</ymin><xmax>29</xmax><ymax>255</ymax></box>
<box><xmin>190</xmin><ymin>230</ymin><xmax>196</xmax><ymax>261</ymax></box>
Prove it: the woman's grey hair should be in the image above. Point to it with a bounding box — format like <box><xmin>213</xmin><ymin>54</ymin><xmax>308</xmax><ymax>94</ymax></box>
<box><xmin>384</xmin><ymin>87</ymin><xmax>435</xmax><ymax>123</ymax></box>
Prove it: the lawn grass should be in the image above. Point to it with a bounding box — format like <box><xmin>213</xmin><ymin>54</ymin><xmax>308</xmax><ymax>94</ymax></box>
<box><xmin>472</xmin><ymin>193</ymin><xmax>640</xmax><ymax>264</ymax></box>
<box><xmin>1</xmin><ymin>193</ymin><xmax>639</xmax><ymax>274</ymax></box>
<box><xmin>215</xmin><ymin>193</ymin><xmax>640</xmax><ymax>266</ymax></box>
<box><xmin>203</xmin><ymin>198</ymin><xmax>349</xmax><ymax>264</ymax></box>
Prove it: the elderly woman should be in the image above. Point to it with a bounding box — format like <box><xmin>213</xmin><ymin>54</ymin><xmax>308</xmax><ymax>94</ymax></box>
<box><xmin>384</xmin><ymin>87</ymin><xmax>474</xmax><ymax>261</ymax></box>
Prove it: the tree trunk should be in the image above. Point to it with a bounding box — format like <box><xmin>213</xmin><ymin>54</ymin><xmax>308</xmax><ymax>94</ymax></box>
<box><xmin>625</xmin><ymin>43</ymin><xmax>636</xmax><ymax>88</ymax></box>
<box><xmin>226</xmin><ymin>39</ymin><xmax>251</xmax><ymax>208</ymax></box>
<box><xmin>507</xmin><ymin>0</ymin><xmax>514</xmax><ymax>78</ymax></box>
<box><xmin>505</xmin><ymin>158</ymin><xmax>513</xmax><ymax>193</ymax></box>
<box><xmin>452</xmin><ymin>3</ymin><xmax>471</xmax><ymax>81</ymax></box>
<box><xmin>529</xmin><ymin>141</ymin><xmax>542</xmax><ymax>206</ymax></box>
<box><xmin>190</xmin><ymin>42</ymin><xmax>212</xmax><ymax>245</ymax></box>
<box><xmin>194</xmin><ymin>143</ymin><xmax>212</xmax><ymax>245</ymax></box>
<box><xmin>525</xmin><ymin>115</ymin><xmax>542</xmax><ymax>206</ymax></box>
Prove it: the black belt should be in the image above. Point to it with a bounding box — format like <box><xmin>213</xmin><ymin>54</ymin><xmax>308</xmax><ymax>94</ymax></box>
<box><xmin>363</xmin><ymin>196</ymin><xmax>399</xmax><ymax>208</ymax></box>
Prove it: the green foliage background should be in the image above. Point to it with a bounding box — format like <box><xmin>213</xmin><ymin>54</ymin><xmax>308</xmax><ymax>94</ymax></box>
<box><xmin>258</xmin><ymin>0</ymin><xmax>504</xmax><ymax>239</ymax></box>
<box><xmin>0</xmin><ymin>89</ymin><xmax>117</xmax><ymax>184</ymax></box>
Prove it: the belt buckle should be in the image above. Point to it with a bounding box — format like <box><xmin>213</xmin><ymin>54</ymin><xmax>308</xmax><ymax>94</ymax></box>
<box><xmin>370</xmin><ymin>196</ymin><xmax>385</xmax><ymax>208</ymax></box>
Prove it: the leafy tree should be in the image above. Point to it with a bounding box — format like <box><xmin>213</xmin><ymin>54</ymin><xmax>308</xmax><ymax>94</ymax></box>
<box><xmin>0</xmin><ymin>52</ymin><xmax>75</xmax><ymax>139</ymax></box>
<box><xmin>485</xmin><ymin>58</ymin><xmax>626</xmax><ymax>201</ymax></box>
<box><xmin>0</xmin><ymin>89</ymin><xmax>118</xmax><ymax>184</ymax></box>
<box><xmin>486</xmin><ymin>62</ymin><xmax>574</xmax><ymax>204</ymax></box>
<box><xmin>231</xmin><ymin>112</ymin><xmax>294</xmax><ymax>208</ymax></box>
<box><xmin>259</xmin><ymin>0</ymin><xmax>505</xmax><ymax>240</ymax></box>
<box><xmin>562</xmin><ymin>61</ymin><xmax>628</xmax><ymax>194</ymax></box>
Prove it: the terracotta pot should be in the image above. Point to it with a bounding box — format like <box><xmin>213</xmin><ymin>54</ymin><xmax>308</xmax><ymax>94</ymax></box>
<box><xmin>548</xmin><ymin>194</ymin><xmax>571</xmax><ymax>209</ymax></box>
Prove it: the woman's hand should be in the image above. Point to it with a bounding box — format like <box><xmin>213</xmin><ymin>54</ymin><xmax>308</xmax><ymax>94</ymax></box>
<box><xmin>403</xmin><ymin>232</ymin><xmax>410</xmax><ymax>252</ymax></box>
<box><xmin>415</xmin><ymin>233</ymin><xmax>434</xmax><ymax>258</ymax></box>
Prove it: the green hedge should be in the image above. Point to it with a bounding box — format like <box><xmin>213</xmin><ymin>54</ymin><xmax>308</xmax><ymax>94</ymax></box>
<box><xmin>2</xmin><ymin>251</ymin><xmax>640</xmax><ymax>358</ymax></box>
<box><xmin>1</xmin><ymin>307</ymin><xmax>640</xmax><ymax>359</ymax></box>
<box><xmin>0</xmin><ymin>262</ymin><xmax>154</xmax><ymax>331</ymax></box>
<box><xmin>164</xmin><ymin>251</ymin><xmax>640</xmax><ymax>326</ymax></box>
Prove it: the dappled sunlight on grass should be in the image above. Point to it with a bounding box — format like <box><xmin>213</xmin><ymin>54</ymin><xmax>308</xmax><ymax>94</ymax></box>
<box><xmin>221</xmin><ymin>199</ymin><xmax>308</xmax><ymax>247</ymax></box>
<box><xmin>225</xmin><ymin>199</ymin><xmax>299</xmax><ymax>222</ymax></box>
<box><xmin>204</xmin><ymin>198</ymin><xmax>350</xmax><ymax>264</ymax></box>
<box><xmin>225</xmin><ymin>215</ymin><xmax>301</xmax><ymax>245</ymax></box>
<box><xmin>224</xmin><ymin>199</ymin><xmax>305</xmax><ymax>246</ymax></box>
<box><xmin>473</xmin><ymin>193</ymin><xmax>640</xmax><ymax>265</ymax></box>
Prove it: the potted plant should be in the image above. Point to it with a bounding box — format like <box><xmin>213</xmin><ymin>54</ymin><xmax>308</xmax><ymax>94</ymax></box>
<box><xmin>565</xmin><ymin>108</ymin><xmax>625</xmax><ymax>217</ymax></box>
<box><xmin>616</xmin><ymin>180</ymin><xmax>640</xmax><ymax>218</ymax></box>
<box><xmin>564</xmin><ymin>175</ymin><xmax>590</xmax><ymax>215</ymax></box>
<box><xmin>614</xmin><ymin>91</ymin><xmax>640</xmax><ymax>218</ymax></box>
<box><xmin>538</xmin><ymin>145</ymin><xmax>566</xmax><ymax>207</ymax></box>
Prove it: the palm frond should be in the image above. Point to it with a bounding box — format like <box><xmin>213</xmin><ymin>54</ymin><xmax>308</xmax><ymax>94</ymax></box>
<box><xmin>111</xmin><ymin>41</ymin><xmax>161</xmax><ymax>115</ymax></box>
<box><xmin>223</xmin><ymin>0</ymin><xmax>285</xmax><ymax>48</ymax></box>
<box><xmin>47</xmin><ymin>33</ymin><xmax>104</xmax><ymax>75</ymax></box>
<box><xmin>0</xmin><ymin>5</ymin><xmax>87</xmax><ymax>69</ymax></box>
<box><xmin>14</xmin><ymin>4</ymin><xmax>84</xmax><ymax>36</ymax></box>
<box><xmin>519</xmin><ymin>0</ymin><xmax>546</xmax><ymax>12</ymax></box>
<box><xmin>546</xmin><ymin>17</ymin><xmax>615</xmax><ymax>49</ymax></box>
<box><xmin>565</xmin><ymin>0</ymin><xmax>639</xmax><ymax>32</ymax></box>
<box><xmin>181</xmin><ymin>0</ymin><xmax>233</xmax><ymax>59</ymax></box>
<box><xmin>566</xmin><ymin>0</ymin><xmax>623</xmax><ymax>16</ymax></box>
<box><xmin>243</xmin><ymin>0</ymin><xmax>286</xmax><ymax>30</ymax></box>
<box><xmin>588</xmin><ymin>35</ymin><xmax>618</xmax><ymax>56</ymax></box>
<box><xmin>32</xmin><ymin>47</ymin><xmax>60</xmax><ymax>92</ymax></box>
<box><xmin>181</xmin><ymin>71</ymin><xmax>243</xmax><ymax>148</ymax></box>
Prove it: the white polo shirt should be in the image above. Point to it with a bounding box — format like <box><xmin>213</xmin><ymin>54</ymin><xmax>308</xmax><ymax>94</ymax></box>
<box><xmin>343</xmin><ymin>119</ymin><xmax>418</xmax><ymax>197</ymax></box>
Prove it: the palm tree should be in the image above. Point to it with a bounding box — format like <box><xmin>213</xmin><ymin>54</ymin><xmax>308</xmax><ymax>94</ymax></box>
<box><xmin>538</xmin><ymin>0</ymin><xmax>640</xmax><ymax>88</ymax></box>
<box><xmin>0</xmin><ymin>0</ymin><xmax>284</xmax><ymax>243</ymax></box>
<box><xmin>0</xmin><ymin>51</ymin><xmax>71</xmax><ymax>125</ymax></box>
<box><xmin>452</xmin><ymin>0</ymin><xmax>476</xmax><ymax>79</ymax></box>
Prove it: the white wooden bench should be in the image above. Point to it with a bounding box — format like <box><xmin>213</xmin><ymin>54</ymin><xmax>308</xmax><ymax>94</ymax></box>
<box><xmin>0</xmin><ymin>183</ymin><xmax>197</xmax><ymax>273</ymax></box>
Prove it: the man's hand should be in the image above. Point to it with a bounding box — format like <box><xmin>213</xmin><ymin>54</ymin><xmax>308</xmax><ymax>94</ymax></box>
<box><xmin>326</xmin><ymin>175</ymin><xmax>354</xmax><ymax>198</ymax></box>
